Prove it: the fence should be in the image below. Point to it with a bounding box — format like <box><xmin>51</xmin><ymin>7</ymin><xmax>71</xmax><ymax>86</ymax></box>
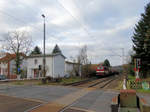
<box><xmin>129</xmin><ymin>81</ymin><xmax>150</xmax><ymax>90</ymax></box>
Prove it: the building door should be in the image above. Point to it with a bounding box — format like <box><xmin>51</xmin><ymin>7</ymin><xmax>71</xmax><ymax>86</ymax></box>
<box><xmin>34</xmin><ymin>69</ymin><xmax>38</xmax><ymax>78</ymax></box>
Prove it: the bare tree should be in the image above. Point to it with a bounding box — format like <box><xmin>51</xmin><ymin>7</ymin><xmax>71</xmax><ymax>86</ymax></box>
<box><xmin>78</xmin><ymin>45</ymin><xmax>88</xmax><ymax>65</ymax></box>
<box><xmin>124</xmin><ymin>50</ymin><xmax>135</xmax><ymax>76</ymax></box>
<box><xmin>2</xmin><ymin>30</ymin><xmax>32</xmax><ymax>75</ymax></box>
<box><xmin>77</xmin><ymin>45</ymin><xmax>92</xmax><ymax>78</ymax></box>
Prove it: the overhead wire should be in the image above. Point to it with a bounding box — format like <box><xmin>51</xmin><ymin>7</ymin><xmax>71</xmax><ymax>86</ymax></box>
<box><xmin>13</xmin><ymin>0</ymin><xmax>125</xmax><ymax>58</ymax></box>
<box><xmin>13</xmin><ymin>0</ymin><xmax>60</xmax><ymax>42</ymax></box>
<box><xmin>0</xmin><ymin>4</ymin><xmax>59</xmax><ymax>42</ymax></box>
<box><xmin>19</xmin><ymin>0</ymin><xmax>126</xmax><ymax>59</ymax></box>
<box><xmin>56</xmin><ymin>0</ymin><xmax>123</xmax><ymax>57</ymax></box>
<box><xmin>0</xmin><ymin>0</ymin><xmax>126</xmax><ymax>60</ymax></box>
<box><xmin>56</xmin><ymin>0</ymin><xmax>94</xmax><ymax>39</ymax></box>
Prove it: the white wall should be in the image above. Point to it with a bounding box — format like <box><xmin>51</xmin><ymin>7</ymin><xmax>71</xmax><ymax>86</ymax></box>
<box><xmin>26</xmin><ymin>56</ymin><xmax>53</xmax><ymax>78</ymax></box>
<box><xmin>27</xmin><ymin>55</ymin><xmax>65</xmax><ymax>78</ymax></box>
<box><xmin>53</xmin><ymin>55</ymin><xmax>65</xmax><ymax>78</ymax></box>
<box><xmin>65</xmin><ymin>63</ymin><xmax>74</xmax><ymax>74</ymax></box>
<box><xmin>0</xmin><ymin>62</ymin><xmax>7</xmax><ymax>75</ymax></box>
<box><xmin>65</xmin><ymin>62</ymin><xmax>82</xmax><ymax>76</ymax></box>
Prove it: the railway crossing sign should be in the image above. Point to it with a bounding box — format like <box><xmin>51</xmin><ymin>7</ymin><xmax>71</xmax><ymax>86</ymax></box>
<box><xmin>134</xmin><ymin>58</ymin><xmax>141</xmax><ymax>72</ymax></box>
<box><xmin>134</xmin><ymin>58</ymin><xmax>141</xmax><ymax>80</ymax></box>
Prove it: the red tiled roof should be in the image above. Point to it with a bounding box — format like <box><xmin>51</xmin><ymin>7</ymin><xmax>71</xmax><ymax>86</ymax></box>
<box><xmin>0</xmin><ymin>53</ymin><xmax>26</xmax><ymax>62</ymax></box>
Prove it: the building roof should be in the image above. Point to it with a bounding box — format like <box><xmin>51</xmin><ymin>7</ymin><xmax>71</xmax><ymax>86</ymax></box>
<box><xmin>0</xmin><ymin>53</ymin><xmax>26</xmax><ymax>63</ymax></box>
<box><xmin>28</xmin><ymin>44</ymin><xmax>66</xmax><ymax>59</ymax></box>
<box><xmin>65</xmin><ymin>61</ymin><xmax>81</xmax><ymax>65</ymax></box>
<box><xmin>27</xmin><ymin>53</ymin><xmax>66</xmax><ymax>59</ymax></box>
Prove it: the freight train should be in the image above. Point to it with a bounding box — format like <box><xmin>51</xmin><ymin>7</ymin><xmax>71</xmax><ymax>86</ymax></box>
<box><xmin>96</xmin><ymin>64</ymin><xmax>118</xmax><ymax>77</ymax></box>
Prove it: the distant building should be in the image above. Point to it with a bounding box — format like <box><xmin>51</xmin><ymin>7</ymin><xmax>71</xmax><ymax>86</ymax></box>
<box><xmin>0</xmin><ymin>45</ymin><xmax>82</xmax><ymax>79</ymax></box>
<box><xmin>0</xmin><ymin>53</ymin><xmax>26</xmax><ymax>79</ymax></box>
<box><xmin>27</xmin><ymin>53</ymin><xmax>65</xmax><ymax>78</ymax></box>
<box><xmin>65</xmin><ymin>61</ymin><xmax>81</xmax><ymax>76</ymax></box>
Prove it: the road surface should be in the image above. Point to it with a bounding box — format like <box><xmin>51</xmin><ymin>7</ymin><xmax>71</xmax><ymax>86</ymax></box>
<box><xmin>0</xmin><ymin>84</ymin><xmax>149</xmax><ymax>112</ymax></box>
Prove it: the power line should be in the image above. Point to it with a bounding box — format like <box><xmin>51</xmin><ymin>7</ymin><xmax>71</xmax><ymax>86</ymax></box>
<box><xmin>15</xmin><ymin>0</ymin><xmax>38</xmax><ymax>15</ymax></box>
<box><xmin>13</xmin><ymin>0</ymin><xmax>60</xmax><ymax>42</ymax></box>
<box><xmin>56</xmin><ymin>0</ymin><xmax>124</xmax><ymax>57</ymax></box>
<box><xmin>13</xmin><ymin>0</ymin><xmax>126</xmax><ymax>58</ymax></box>
<box><xmin>56</xmin><ymin>0</ymin><xmax>94</xmax><ymax>38</ymax></box>
<box><xmin>0</xmin><ymin>1</ymin><xmax>127</xmax><ymax>60</ymax></box>
<box><xmin>0</xmin><ymin>9</ymin><xmax>59</xmax><ymax>42</ymax></box>
<box><xmin>0</xmin><ymin>10</ymin><xmax>41</xmax><ymax>32</ymax></box>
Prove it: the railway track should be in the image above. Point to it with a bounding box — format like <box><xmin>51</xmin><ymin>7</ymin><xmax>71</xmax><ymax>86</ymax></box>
<box><xmin>65</xmin><ymin>74</ymin><xmax>119</xmax><ymax>90</ymax></box>
<box><xmin>68</xmin><ymin>75</ymin><xmax>118</xmax><ymax>89</ymax></box>
<box><xmin>59</xmin><ymin>75</ymin><xmax>119</xmax><ymax>112</ymax></box>
<box><xmin>88</xmin><ymin>76</ymin><xmax>113</xmax><ymax>88</ymax></box>
<box><xmin>64</xmin><ymin>77</ymin><xmax>97</xmax><ymax>86</ymax></box>
<box><xmin>99</xmin><ymin>76</ymin><xmax>116</xmax><ymax>88</ymax></box>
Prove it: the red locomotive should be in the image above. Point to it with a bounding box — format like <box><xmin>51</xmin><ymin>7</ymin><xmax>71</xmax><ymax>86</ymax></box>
<box><xmin>96</xmin><ymin>64</ymin><xmax>113</xmax><ymax>77</ymax></box>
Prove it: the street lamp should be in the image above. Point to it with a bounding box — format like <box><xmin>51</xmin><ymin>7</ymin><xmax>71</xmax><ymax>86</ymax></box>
<box><xmin>42</xmin><ymin>14</ymin><xmax>46</xmax><ymax>79</ymax></box>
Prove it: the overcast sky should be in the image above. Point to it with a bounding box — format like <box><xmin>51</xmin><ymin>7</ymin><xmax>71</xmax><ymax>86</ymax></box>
<box><xmin>0</xmin><ymin>0</ymin><xmax>149</xmax><ymax>66</ymax></box>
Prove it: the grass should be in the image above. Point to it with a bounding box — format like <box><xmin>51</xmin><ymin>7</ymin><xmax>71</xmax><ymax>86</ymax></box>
<box><xmin>6</xmin><ymin>77</ymin><xmax>84</xmax><ymax>86</ymax></box>
<box><xmin>115</xmin><ymin>75</ymin><xmax>150</xmax><ymax>94</ymax></box>
<box><xmin>36</xmin><ymin>76</ymin><xmax>85</xmax><ymax>85</ymax></box>
<box><xmin>37</xmin><ymin>81</ymin><xmax>58</xmax><ymax>85</ymax></box>
<box><xmin>127</xmin><ymin>75</ymin><xmax>150</xmax><ymax>93</ymax></box>
<box><xmin>115</xmin><ymin>81</ymin><xmax>150</xmax><ymax>93</ymax></box>
<box><xmin>9</xmin><ymin>79</ymin><xmax>41</xmax><ymax>86</ymax></box>
<box><xmin>142</xmin><ymin>77</ymin><xmax>150</xmax><ymax>82</ymax></box>
<box><xmin>136</xmin><ymin>88</ymin><xmax>150</xmax><ymax>93</ymax></box>
<box><xmin>128</xmin><ymin>75</ymin><xmax>135</xmax><ymax>81</ymax></box>
<box><xmin>60</xmin><ymin>76</ymin><xmax>83</xmax><ymax>85</ymax></box>
<box><xmin>115</xmin><ymin>81</ymin><xmax>123</xmax><ymax>90</ymax></box>
<box><xmin>12</xmin><ymin>81</ymin><xmax>24</xmax><ymax>85</ymax></box>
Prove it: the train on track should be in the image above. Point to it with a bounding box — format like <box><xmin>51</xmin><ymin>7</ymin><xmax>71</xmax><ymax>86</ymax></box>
<box><xmin>96</xmin><ymin>64</ymin><xmax>119</xmax><ymax>77</ymax></box>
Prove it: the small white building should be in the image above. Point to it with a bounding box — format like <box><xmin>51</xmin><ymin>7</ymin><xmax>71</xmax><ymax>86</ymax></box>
<box><xmin>65</xmin><ymin>61</ymin><xmax>81</xmax><ymax>76</ymax></box>
<box><xmin>26</xmin><ymin>53</ymin><xmax>65</xmax><ymax>78</ymax></box>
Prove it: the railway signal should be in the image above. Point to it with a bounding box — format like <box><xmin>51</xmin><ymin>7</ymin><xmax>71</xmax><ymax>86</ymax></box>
<box><xmin>134</xmin><ymin>58</ymin><xmax>141</xmax><ymax>81</ymax></box>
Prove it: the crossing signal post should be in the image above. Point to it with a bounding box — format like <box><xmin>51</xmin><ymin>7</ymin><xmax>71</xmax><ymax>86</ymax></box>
<box><xmin>134</xmin><ymin>58</ymin><xmax>141</xmax><ymax>81</ymax></box>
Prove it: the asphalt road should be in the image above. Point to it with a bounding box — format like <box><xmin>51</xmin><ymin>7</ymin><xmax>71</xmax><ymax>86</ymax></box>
<box><xmin>0</xmin><ymin>84</ymin><xmax>149</xmax><ymax>112</ymax></box>
<box><xmin>70</xmin><ymin>90</ymin><xmax>118</xmax><ymax>112</ymax></box>
<box><xmin>0</xmin><ymin>84</ymin><xmax>119</xmax><ymax>112</ymax></box>
<box><xmin>0</xmin><ymin>85</ymin><xmax>79</xmax><ymax>102</ymax></box>
<box><xmin>0</xmin><ymin>94</ymin><xmax>41</xmax><ymax>112</ymax></box>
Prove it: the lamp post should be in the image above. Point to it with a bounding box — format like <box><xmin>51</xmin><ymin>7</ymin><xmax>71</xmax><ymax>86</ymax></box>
<box><xmin>42</xmin><ymin>14</ymin><xmax>46</xmax><ymax>79</ymax></box>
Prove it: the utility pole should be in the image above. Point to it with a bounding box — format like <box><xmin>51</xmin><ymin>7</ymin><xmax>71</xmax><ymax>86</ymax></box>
<box><xmin>121</xmin><ymin>48</ymin><xmax>125</xmax><ymax>74</ymax></box>
<box><xmin>42</xmin><ymin>14</ymin><xmax>46</xmax><ymax>83</ymax></box>
<box><xmin>121</xmin><ymin>48</ymin><xmax>127</xmax><ymax>89</ymax></box>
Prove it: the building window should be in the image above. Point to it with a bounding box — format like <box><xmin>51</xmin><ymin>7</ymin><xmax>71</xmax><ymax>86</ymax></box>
<box><xmin>34</xmin><ymin>59</ymin><xmax>38</xmax><ymax>65</ymax></box>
